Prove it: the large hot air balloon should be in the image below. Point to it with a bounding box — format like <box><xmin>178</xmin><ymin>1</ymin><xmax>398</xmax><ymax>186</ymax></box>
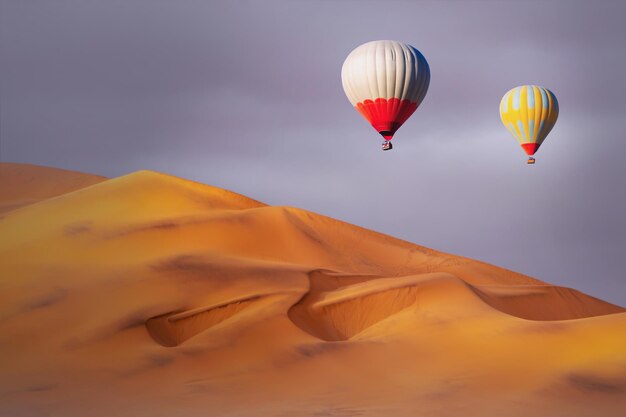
<box><xmin>499</xmin><ymin>85</ymin><xmax>559</xmax><ymax>164</ymax></box>
<box><xmin>341</xmin><ymin>40</ymin><xmax>430</xmax><ymax>151</ymax></box>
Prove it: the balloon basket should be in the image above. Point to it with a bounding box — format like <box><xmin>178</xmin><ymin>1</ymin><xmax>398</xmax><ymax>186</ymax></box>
<box><xmin>527</xmin><ymin>157</ymin><xmax>536</xmax><ymax>165</ymax></box>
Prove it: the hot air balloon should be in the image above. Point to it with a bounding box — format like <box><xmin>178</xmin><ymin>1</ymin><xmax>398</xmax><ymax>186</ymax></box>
<box><xmin>499</xmin><ymin>85</ymin><xmax>559</xmax><ymax>164</ymax></box>
<box><xmin>341</xmin><ymin>40</ymin><xmax>430</xmax><ymax>151</ymax></box>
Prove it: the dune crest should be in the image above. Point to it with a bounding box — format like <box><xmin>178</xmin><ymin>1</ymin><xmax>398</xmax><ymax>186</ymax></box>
<box><xmin>146</xmin><ymin>295</ymin><xmax>269</xmax><ymax>347</ymax></box>
<box><xmin>0</xmin><ymin>162</ymin><xmax>106</xmax><ymax>214</ymax></box>
<box><xmin>289</xmin><ymin>271</ymin><xmax>625</xmax><ymax>342</ymax></box>
<box><xmin>289</xmin><ymin>272</ymin><xmax>431</xmax><ymax>341</ymax></box>
<box><xmin>471</xmin><ymin>284</ymin><xmax>625</xmax><ymax>320</ymax></box>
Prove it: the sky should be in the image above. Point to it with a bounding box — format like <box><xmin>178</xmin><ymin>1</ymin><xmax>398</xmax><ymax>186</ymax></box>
<box><xmin>1</xmin><ymin>0</ymin><xmax>625</xmax><ymax>305</ymax></box>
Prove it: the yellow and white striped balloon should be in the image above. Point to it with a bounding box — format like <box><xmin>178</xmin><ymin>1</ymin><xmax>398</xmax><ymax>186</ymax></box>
<box><xmin>499</xmin><ymin>85</ymin><xmax>558</xmax><ymax>159</ymax></box>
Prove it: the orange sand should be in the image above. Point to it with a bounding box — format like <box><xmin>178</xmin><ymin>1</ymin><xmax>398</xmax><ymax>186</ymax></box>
<box><xmin>0</xmin><ymin>163</ymin><xmax>105</xmax><ymax>214</ymax></box>
<box><xmin>0</xmin><ymin>162</ymin><xmax>624</xmax><ymax>417</ymax></box>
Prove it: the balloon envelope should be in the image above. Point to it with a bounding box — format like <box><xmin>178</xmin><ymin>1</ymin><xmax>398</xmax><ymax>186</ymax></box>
<box><xmin>499</xmin><ymin>85</ymin><xmax>559</xmax><ymax>156</ymax></box>
<box><xmin>341</xmin><ymin>40</ymin><xmax>430</xmax><ymax>141</ymax></box>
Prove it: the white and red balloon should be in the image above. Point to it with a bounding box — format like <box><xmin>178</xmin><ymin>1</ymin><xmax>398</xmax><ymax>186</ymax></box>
<box><xmin>341</xmin><ymin>40</ymin><xmax>430</xmax><ymax>144</ymax></box>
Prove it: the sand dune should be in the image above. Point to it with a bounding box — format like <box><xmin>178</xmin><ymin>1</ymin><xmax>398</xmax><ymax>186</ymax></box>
<box><xmin>0</xmin><ymin>163</ymin><xmax>106</xmax><ymax>214</ymax></box>
<box><xmin>289</xmin><ymin>270</ymin><xmax>624</xmax><ymax>341</ymax></box>
<box><xmin>290</xmin><ymin>272</ymin><xmax>412</xmax><ymax>341</ymax></box>
<box><xmin>472</xmin><ymin>284</ymin><xmax>625</xmax><ymax>320</ymax></box>
<box><xmin>147</xmin><ymin>294</ymin><xmax>282</xmax><ymax>347</ymax></box>
<box><xmin>0</xmin><ymin>163</ymin><xmax>624</xmax><ymax>417</ymax></box>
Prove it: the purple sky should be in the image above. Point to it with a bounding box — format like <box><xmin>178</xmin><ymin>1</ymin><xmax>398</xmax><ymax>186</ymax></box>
<box><xmin>1</xmin><ymin>0</ymin><xmax>625</xmax><ymax>305</ymax></box>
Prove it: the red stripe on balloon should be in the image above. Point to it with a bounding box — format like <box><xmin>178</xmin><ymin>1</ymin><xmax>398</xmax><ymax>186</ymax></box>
<box><xmin>355</xmin><ymin>98</ymin><xmax>418</xmax><ymax>141</ymax></box>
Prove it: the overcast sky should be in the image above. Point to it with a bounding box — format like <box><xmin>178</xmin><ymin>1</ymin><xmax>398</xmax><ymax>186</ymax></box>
<box><xmin>1</xmin><ymin>0</ymin><xmax>625</xmax><ymax>305</ymax></box>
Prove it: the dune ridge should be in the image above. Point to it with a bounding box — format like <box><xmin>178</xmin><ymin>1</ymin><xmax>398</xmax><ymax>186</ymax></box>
<box><xmin>472</xmin><ymin>284</ymin><xmax>625</xmax><ymax>320</ymax></box>
<box><xmin>146</xmin><ymin>294</ymin><xmax>270</xmax><ymax>347</ymax></box>
<box><xmin>288</xmin><ymin>270</ymin><xmax>625</xmax><ymax>342</ymax></box>
<box><xmin>0</xmin><ymin>162</ymin><xmax>106</xmax><ymax>214</ymax></box>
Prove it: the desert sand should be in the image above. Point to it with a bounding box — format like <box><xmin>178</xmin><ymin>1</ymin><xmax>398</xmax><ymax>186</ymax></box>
<box><xmin>0</xmin><ymin>163</ymin><xmax>106</xmax><ymax>214</ymax></box>
<box><xmin>0</xmin><ymin>162</ymin><xmax>624</xmax><ymax>417</ymax></box>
